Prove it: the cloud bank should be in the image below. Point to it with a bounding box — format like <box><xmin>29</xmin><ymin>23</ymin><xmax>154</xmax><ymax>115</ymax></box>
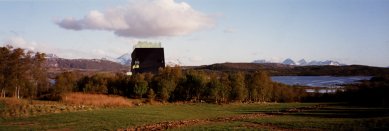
<box><xmin>2</xmin><ymin>36</ymin><xmax>125</xmax><ymax>59</ymax></box>
<box><xmin>56</xmin><ymin>0</ymin><xmax>213</xmax><ymax>38</ymax></box>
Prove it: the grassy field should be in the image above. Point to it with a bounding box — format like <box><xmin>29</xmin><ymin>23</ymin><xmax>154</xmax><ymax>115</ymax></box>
<box><xmin>0</xmin><ymin>101</ymin><xmax>388</xmax><ymax>131</ymax></box>
<box><xmin>178</xmin><ymin>104</ymin><xmax>389</xmax><ymax>130</ymax></box>
<box><xmin>0</xmin><ymin>102</ymin><xmax>314</xmax><ymax>130</ymax></box>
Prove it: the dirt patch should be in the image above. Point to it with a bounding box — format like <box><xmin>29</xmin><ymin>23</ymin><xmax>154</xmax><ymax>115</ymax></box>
<box><xmin>283</xmin><ymin>104</ymin><xmax>326</xmax><ymax>113</ymax></box>
<box><xmin>119</xmin><ymin>113</ymin><xmax>272</xmax><ymax>131</ymax></box>
<box><xmin>47</xmin><ymin>128</ymin><xmax>73</xmax><ymax>131</ymax></box>
<box><xmin>0</xmin><ymin>122</ymin><xmax>37</xmax><ymax>126</ymax></box>
<box><xmin>242</xmin><ymin>123</ymin><xmax>294</xmax><ymax>131</ymax></box>
<box><xmin>119</xmin><ymin>104</ymin><xmax>328</xmax><ymax>131</ymax></box>
<box><xmin>241</xmin><ymin>122</ymin><xmax>323</xmax><ymax>131</ymax></box>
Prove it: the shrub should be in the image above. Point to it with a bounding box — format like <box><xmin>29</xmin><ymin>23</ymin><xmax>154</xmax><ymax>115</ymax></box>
<box><xmin>61</xmin><ymin>93</ymin><xmax>132</xmax><ymax>107</ymax></box>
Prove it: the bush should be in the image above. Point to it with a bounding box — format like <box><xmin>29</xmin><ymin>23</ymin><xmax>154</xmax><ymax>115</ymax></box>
<box><xmin>61</xmin><ymin>93</ymin><xmax>132</xmax><ymax>107</ymax></box>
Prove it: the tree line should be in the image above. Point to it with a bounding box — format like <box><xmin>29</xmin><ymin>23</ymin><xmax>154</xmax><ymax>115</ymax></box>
<box><xmin>0</xmin><ymin>46</ymin><xmax>308</xmax><ymax>103</ymax></box>
<box><xmin>54</xmin><ymin>66</ymin><xmax>306</xmax><ymax>103</ymax></box>
<box><xmin>0</xmin><ymin>46</ymin><xmax>48</xmax><ymax>99</ymax></box>
<box><xmin>4</xmin><ymin>45</ymin><xmax>386</xmax><ymax>105</ymax></box>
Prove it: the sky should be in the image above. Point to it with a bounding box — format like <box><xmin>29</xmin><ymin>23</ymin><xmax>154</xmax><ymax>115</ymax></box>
<box><xmin>1</xmin><ymin>0</ymin><xmax>388</xmax><ymax>67</ymax></box>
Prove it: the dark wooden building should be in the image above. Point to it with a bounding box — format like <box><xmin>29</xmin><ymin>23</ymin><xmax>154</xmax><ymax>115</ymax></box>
<box><xmin>131</xmin><ymin>48</ymin><xmax>165</xmax><ymax>74</ymax></box>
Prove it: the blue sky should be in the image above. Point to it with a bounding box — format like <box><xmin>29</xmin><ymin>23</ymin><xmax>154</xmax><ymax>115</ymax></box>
<box><xmin>1</xmin><ymin>0</ymin><xmax>388</xmax><ymax>67</ymax></box>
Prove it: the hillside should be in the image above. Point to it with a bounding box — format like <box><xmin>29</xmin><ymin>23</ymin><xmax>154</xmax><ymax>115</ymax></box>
<box><xmin>46</xmin><ymin>58</ymin><xmax>129</xmax><ymax>71</ymax></box>
<box><xmin>196</xmin><ymin>63</ymin><xmax>389</xmax><ymax>76</ymax></box>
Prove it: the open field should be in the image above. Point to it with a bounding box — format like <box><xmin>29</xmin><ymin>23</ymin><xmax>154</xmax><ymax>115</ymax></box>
<box><xmin>178</xmin><ymin>104</ymin><xmax>389</xmax><ymax>130</ymax></box>
<box><xmin>1</xmin><ymin>101</ymin><xmax>388</xmax><ymax>130</ymax></box>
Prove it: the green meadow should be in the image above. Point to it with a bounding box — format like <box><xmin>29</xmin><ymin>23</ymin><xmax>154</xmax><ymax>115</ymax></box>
<box><xmin>1</xmin><ymin>102</ymin><xmax>388</xmax><ymax>131</ymax></box>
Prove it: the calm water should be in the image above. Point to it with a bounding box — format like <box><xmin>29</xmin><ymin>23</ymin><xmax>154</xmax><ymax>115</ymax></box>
<box><xmin>271</xmin><ymin>76</ymin><xmax>372</xmax><ymax>93</ymax></box>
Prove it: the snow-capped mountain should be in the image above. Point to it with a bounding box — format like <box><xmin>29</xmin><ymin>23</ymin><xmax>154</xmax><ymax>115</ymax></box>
<box><xmin>45</xmin><ymin>56</ymin><xmax>128</xmax><ymax>71</ymax></box>
<box><xmin>115</xmin><ymin>53</ymin><xmax>185</xmax><ymax>66</ymax></box>
<box><xmin>282</xmin><ymin>58</ymin><xmax>296</xmax><ymax>65</ymax></box>
<box><xmin>307</xmin><ymin>60</ymin><xmax>342</xmax><ymax>66</ymax></box>
<box><xmin>45</xmin><ymin>53</ymin><xmax>59</xmax><ymax>59</ymax></box>
<box><xmin>253</xmin><ymin>58</ymin><xmax>344</xmax><ymax>66</ymax></box>
<box><xmin>116</xmin><ymin>53</ymin><xmax>132</xmax><ymax>65</ymax></box>
<box><xmin>252</xmin><ymin>59</ymin><xmax>271</xmax><ymax>63</ymax></box>
<box><xmin>252</xmin><ymin>59</ymin><xmax>282</xmax><ymax>64</ymax></box>
<box><xmin>297</xmin><ymin>59</ymin><xmax>307</xmax><ymax>66</ymax></box>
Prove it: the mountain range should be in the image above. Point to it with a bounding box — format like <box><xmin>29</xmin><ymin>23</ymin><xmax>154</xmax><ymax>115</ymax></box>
<box><xmin>197</xmin><ymin>62</ymin><xmax>389</xmax><ymax>76</ymax></box>
<box><xmin>46</xmin><ymin>50</ymin><xmax>348</xmax><ymax>71</ymax></box>
<box><xmin>253</xmin><ymin>58</ymin><xmax>344</xmax><ymax>66</ymax></box>
<box><xmin>45</xmin><ymin>53</ymin><xmax>128</xmax><ymax>71</ymax></box>
<box><xmin>97</xmin><ymin>51</ymin><xmax>347</xmax><ymax>67</ymax></box>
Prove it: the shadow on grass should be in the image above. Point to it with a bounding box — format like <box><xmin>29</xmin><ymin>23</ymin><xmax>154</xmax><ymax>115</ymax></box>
<box><xmin>290</xmin><ymin>104</ymin><xmax>389</xmax><ymax>119</ymax></box>
<box><xmin>234</xmin><ymin>103</ymin><xmax>389</xmax><ymax>119</ymax></box>
<box><xmin>234</xmin><ymin>103</ymin><xmax>389</xmax><ymax>130</ymax></box>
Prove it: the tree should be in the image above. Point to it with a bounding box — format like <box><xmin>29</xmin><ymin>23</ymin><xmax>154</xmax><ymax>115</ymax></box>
<box><xmin>183</xmin><ymin>70</ymin><xmax>208</xmax><ymax>101</ymax></box>
<box><xmin>147</xmin><ymin>88</ymin><xmax>156</xmax><ymax>102</ymax></box>
<box><xmin>107</xmin><ymin>73</ymin><xmax>131</xmax><ymax>96</ymax></box>
<box><xmin>249</xmin><ymin>71</ymin><xmax>272</xmax><ymax>102</ymax></box>
<box><xmin>230</xmin><ymin>72</ymin><xmax>247</xmax><ymax>102</ymax></box>
<box><xmin>133</xmin><ymin>74</ymin><xmax>148</xmax><ymax>98</ymax></box>
<box><xmin>0</xmin><ymin>46</ymin><xmax>49</xmax><ymax>99</ymax></box>
<box><xmin>219</xmin><ymin>73</ymin><xmax>232</xmax><ymax>103</ymax></box>
<box><xmin>7</xmin><ymin>48</ymin><xmax>27</xmax><ymax>99</ymax></box>
<box><xmin>154</xmin><ymin>66</ymin><xmax>182</xmax><ymax>101</ymax></box>
<box><xmin>0</xmin><ymin>46</ymin><xmax>12</xmax><ymax>97</ymax></box>
<box><xmin>30</xmin><ymin>52</ymin><xmax>49</xmax><ymax>99</ymax></box>
<box><xmin>158</xmin><ymin>79</ymin><xmax>175</xmax><ymax>101</ymax></box>
<box><xmin>208</xmin><ymin>75</ymin><xmax>223</xmax><ymax>103</ymax></box>
<box><xmin>54</xmin><ymin>72</ymin><xmax>78</xmax><ymax>94</ymax></box>
<box><xmin>80</xmin><ymin>73</ymin><xmax>111</xmax><ymax>94</ymax></box>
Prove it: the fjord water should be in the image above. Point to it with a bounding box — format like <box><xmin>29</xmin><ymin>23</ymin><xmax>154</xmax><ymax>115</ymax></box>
<box><xmin>271</xmin><ymin>76</ymin><xmax>372</xmax><ymax>93</ymax></box>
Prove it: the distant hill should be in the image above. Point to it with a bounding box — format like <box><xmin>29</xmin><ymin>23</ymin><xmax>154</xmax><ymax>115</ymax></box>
<box><xmin>196</xmin><ymin>63</ymin><xmax>389</xmax><ymax>76</ymax></box>
<box><xmin>46</xmin><ymin>58</ymin><xmax>129</xmax><ymax>71</ymax></box>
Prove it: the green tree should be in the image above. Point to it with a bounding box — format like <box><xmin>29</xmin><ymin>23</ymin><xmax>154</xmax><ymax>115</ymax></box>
<box><xmin>54</xmin><ymin>72</ymin><xmax>78</xmax><ymax>93</ymax></box>
<box><xmin>184</xmin><ymin>70</ymin><xmax>208</xmax><ymax>101</ymax></box>
<box><xmin>250</xmin><ymin>71</ymin><xmax>272</xmax><ymax>102</ymax></box>
<box><xmin>30</xmin><ymin>52</ymin><xmax>49</xmax><ymax>99</ymax></box>
<box><xmin>208</xmin><ymin>75</ymin><xmax>223</xmax><ymax>103</ymax></box>
<box><xmin>0</xmin><ymin>46</ymin><xmax>12</xmax><ymax>97</ymax></box>
<box><xmin>0</xmin><ymin>46</ymin><xmax>48</xmax><ymax>99</ymax></box>
<box><xmin>229</xmin><ymin>72</ymin><xmax>247</xmax><ymax>102</ymax></box>
<box><xmin>81</xmin><ymin>73</ymin><xmax>111</xmax><ymax>94</ymax></box>
<box><xmin>8</xmin><ymin>48</ymin><xmax>28</xmax><ymax>99</ymax></box>
<box><xmin>133</xmin><ymin>74</ymin><xmax>148</xmax><ymax>98</ymax></box>
<box><xmin>147</xmin><ymin>88</ymin><xmax>156</xmax><ymax>102</ymax></box>
<box><xmin>154</xmin><ymin>66</ymin><xmax>182</xmax><ymax>101</ymax></box>
<box><xmin>219</xmin><ymin>73</ymin><xmax>232</xmax><ymax>103</ymax></box>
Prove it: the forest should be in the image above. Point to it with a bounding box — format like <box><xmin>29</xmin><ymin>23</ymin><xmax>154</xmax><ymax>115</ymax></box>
<box><xmin>1</xmin><ymin>45</ymin><xmax>388</xmax><ymax>106</ymax></box>
<box><xmin>0</xmin><ymin>46</ymin><xmax>305</xmax><ymax>103</ymax></box>
<box><xmin>0</xmin><ymin>46</ymin><xmax>48</xmax><ymax>99</ymax></box>
<box><xmin>52</xmin><ymin>67</ymin><xmax>306</xmax><ymax>103</ymax></box>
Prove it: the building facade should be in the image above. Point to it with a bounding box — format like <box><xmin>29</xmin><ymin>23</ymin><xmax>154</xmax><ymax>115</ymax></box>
<box><xmin>131</xmin><ymin>42</ymin><xmax>165</xmax><ymax>74</ymax></box>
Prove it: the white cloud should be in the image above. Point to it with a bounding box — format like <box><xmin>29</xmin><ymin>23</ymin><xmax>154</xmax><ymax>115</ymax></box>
<box><xmin>1</xmin><ymin>36</ymin><xmax>125</xmax><ymax>59</ymax></box>
<box><xmin>56</xmin><ymin>0</ymin><xmax>214</xmax><ymax>38</ymax></box>
<box><xmin>3</xmin><ymin>36</ymin><xmax>47</xmax><ymax>52</ymax></box>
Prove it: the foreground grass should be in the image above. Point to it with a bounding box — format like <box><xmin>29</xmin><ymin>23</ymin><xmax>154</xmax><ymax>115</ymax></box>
<box><xmin>178</xmin><ymin>104</ymin><xmax>389</xmax><ymax>130</ymax></box>
<box><xmin>2</xmin><ymin>101</ymin><xmax>387</xmax><ymax>131</ymax></box>
<box><xmin>0</xmin><ymin>102</ymin><xmax>315</xmax><ymax>130</ymax></box>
